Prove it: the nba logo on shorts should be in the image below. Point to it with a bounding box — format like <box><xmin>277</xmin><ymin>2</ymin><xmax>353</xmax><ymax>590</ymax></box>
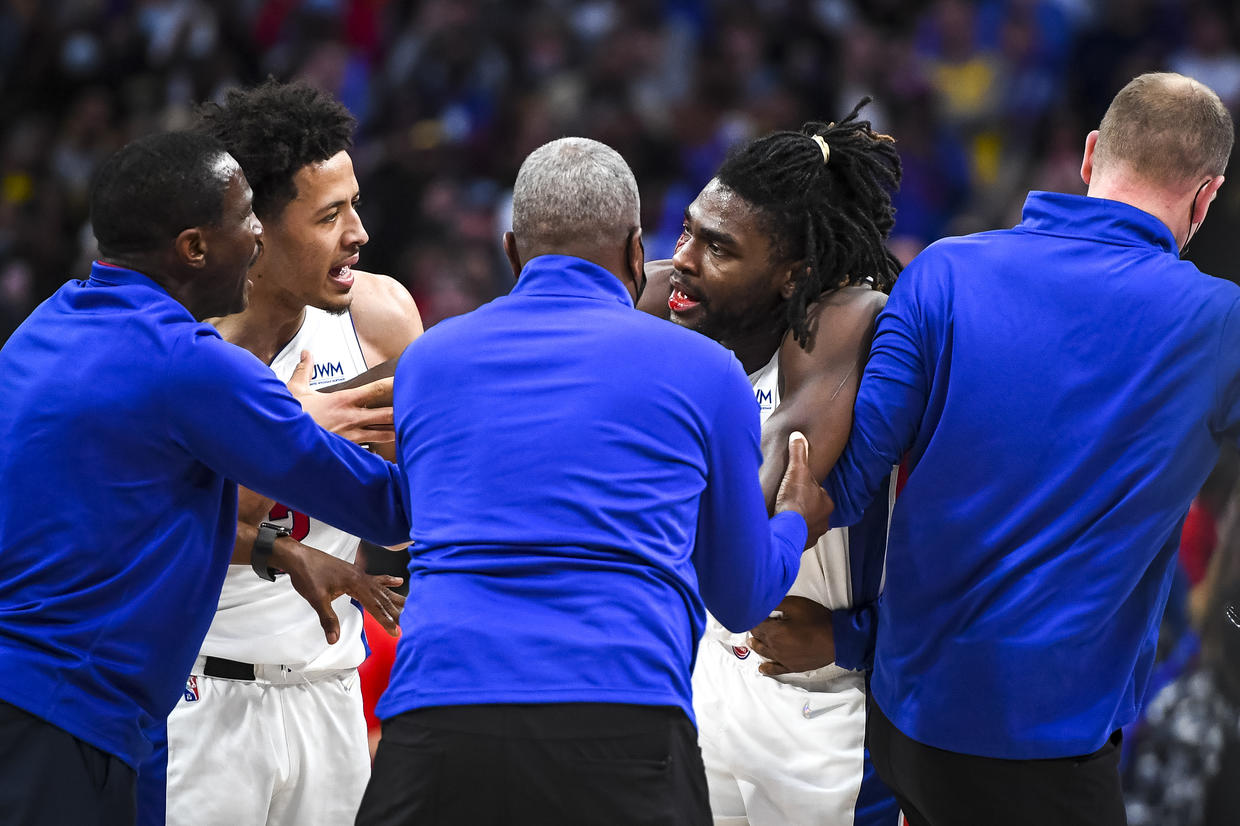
<box><xmin>183</xmin><ymin>676</ymin><xmax>200</xmax><ymax>703</ymax></box>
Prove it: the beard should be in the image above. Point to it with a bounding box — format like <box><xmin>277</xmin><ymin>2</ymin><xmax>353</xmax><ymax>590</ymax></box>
<box><xmin>687</xmin><ymin>294</ymin><xmax>786</xmax><ymax>351</ymax></box>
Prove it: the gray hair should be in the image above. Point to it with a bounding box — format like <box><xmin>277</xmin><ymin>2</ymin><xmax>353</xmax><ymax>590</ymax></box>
<box><xmin>511</xmin><ymin>137</ymin><xmax>640</xmax><ymax>251</ymax></box>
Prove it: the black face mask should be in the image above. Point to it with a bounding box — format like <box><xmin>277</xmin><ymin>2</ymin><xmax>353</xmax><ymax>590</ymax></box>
<box><xmin>628</xmin><ymin>228</ymin><xmax>646</xmax><ymax>302</ymax></box>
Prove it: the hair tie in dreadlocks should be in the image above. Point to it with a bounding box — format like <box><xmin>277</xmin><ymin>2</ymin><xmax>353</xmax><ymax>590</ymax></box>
<box><xmin>811</xmin><ymin>135</ymin><xmax>830</xmax><ymax>164</ymax></box>
<box><xmin>713</xmin><ymin>96</ymin><xmax>903</xmax><ymax>348</ymax></box>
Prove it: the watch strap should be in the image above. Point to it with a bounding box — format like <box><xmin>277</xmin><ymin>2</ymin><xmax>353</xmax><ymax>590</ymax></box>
<box><xmin>251</xmin><ymin>521</ymin><xmax>291</xmax><ymax>581</ymax></box>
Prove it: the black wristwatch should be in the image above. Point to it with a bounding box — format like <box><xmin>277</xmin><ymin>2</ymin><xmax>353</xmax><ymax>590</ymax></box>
<box><xmin>251</xmin><ymin>521</ymin><xmax>292</xmax><ymax>581</ymax></box>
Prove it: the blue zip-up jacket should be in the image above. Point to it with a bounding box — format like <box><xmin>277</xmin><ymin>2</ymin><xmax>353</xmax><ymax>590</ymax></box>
<box><xmin>827</xmin><ymin>192</ymin><xmax>1240</xmax><ymax>759</ymax></box>
<box><xmin>0</xmin><ymin>263</ymin><xmax>410</xmax><ymax>767</ymax></box>
<box><xmin>379</xmin><ymin>255</ymin><xmax>805</xmax><ymax>723</ymax></box>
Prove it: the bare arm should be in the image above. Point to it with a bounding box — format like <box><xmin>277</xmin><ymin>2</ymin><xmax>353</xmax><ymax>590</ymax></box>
<box><xmin>748</xmin><ymin>287</ymin><xmax>887</xmax><ymax>676</ymax></box>
<box><xmin>344</xmin><ymin>271</ymin><xmax>423</xmax><ymax>461</ymax></box>
<box><xmin>758</xmin><ymin>287</ymin><xmax>887</xmax><ymax>510</ymax></box>
<box><xmin>230</xmin><ymin>522</ymin><xmax>405</xmax><ymax>642</ymax></box>
<box><xmin>350</xmin><ymin>271</ymin><xmax>424</xmax><ymax>365</ymax></box>
<box><xmin>226</xmin><ymin>447</ymin><xmax>407</xmax><ymax>644</ymax></box>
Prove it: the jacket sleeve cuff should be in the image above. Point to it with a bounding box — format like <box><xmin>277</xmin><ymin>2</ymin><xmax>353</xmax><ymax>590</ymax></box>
<box><xmin>831</xmin><ymin>601</ymin><xmax>877</xmax><ymax>672</ymax></box>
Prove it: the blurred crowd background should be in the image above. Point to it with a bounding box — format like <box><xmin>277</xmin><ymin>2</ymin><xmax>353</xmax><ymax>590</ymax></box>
<box><xmin>3</xmin><ymin>1</ymin><xmax>1240</xmax><ymax>821</ymax></box>
<box><xmin>6</xmin><ymin>0</ymin><xmax>1240</xmax><ymax>339</ymax></box>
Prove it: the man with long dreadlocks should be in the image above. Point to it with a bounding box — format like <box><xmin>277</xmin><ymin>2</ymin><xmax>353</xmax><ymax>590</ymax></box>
<box><xmin>639</xmin><ymin>100</ymin><xmax>903</xmax><ymax>825</ymax></box>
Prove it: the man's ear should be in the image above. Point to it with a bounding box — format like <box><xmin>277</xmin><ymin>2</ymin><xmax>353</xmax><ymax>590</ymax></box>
<box><xmin>1080</xmin><ymin>130</ymin><xmax>1100</xmax><ymax>186</ymax></box>
<box><xmin>626</xmin><ymin>227</ymin><xmax>646</xmax><ymax>301</ymax></box>
<box><xmin>175</xmin><ymin>227</ymin><xmax>207</xmax><ymax>269</ymax></box>
<box><xmin>779</xmin><ymin>261</ymin><xmax>805</xmax><ymax>300</ymax></box>
<box><xmin>1193</xmin><ymin>175</ymin><xmax>1226</xmax><ymax>226</ymax></box>
<box><xmin>503</xmin><ymin>231</ymin><xmax>523</xmax><ymax>280</ymax></box>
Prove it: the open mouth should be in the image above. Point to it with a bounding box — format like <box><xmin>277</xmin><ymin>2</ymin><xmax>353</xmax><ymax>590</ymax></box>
<box><xmin>668</xmin><ymin>287</ymin><xmax>701</xmax><ymax>314</ymax></box>
<box><xmin>329</xmin><ymin>255</ymin><xmax>359</xmax><ymax>289</ymax></box>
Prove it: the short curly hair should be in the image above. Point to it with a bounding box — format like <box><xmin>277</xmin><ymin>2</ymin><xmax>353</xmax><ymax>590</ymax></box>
<box><xmin>195</xmin><ymin>78</ymin><xmax>356</xmax><ymax>221</ymax></box>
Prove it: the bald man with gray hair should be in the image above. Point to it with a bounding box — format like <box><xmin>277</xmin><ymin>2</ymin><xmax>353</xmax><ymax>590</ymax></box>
<box><xmin>358</xmin><ymin>138</ymin><xmax>833</xmax><ymax>825</ymax></box>
<box><xmin>510</xmin><ymin>137</ymin><xmax>642</xmax><ymax>254</ymax></box>
<box><xmin>502</xmin><ymin>137</ymin><xmax>646</xmax><ymax>304</ymax></box>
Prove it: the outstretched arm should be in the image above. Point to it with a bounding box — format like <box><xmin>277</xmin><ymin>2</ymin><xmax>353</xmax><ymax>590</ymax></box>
<box><xmin>227</xmin><ymin>347</ymin><xmax>399</xmax><ymax>558</ymax></box>
<box><xmin>228</xmin><ymin>349</ymin><xmax>397</xmax><ymax>562</ymax></box>
<box><xmin>223</xmin><ymin>349</ymin><xmax>410</xmax><ymax>639</ymax></box>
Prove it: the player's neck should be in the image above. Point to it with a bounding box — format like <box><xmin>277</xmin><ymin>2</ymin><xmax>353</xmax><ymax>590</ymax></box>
<box><xmin>213</xmin><ymin>297</ymin><xmax>309</xmax><ymax>366</ymax></box>
<box><xmin>725</xmin><ymin>327</ymin><xmax>784</xmax><ymax>376</ymax></box>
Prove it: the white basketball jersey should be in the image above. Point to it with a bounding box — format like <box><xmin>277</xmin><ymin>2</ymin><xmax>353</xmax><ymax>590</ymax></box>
<box><xmin>703</xmin><ymin>348</ymin><xmax>858</xmax><ymax>689</ymax></box>
<box><xmin>200</xmin><ymin>307</ymin><xmax>371</xmax><ymax>670</ymax></box>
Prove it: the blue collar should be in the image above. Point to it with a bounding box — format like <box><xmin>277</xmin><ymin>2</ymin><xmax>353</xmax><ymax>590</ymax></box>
<box><xmin>87</xmin><ymin>260</ymin><xmax>169</xmax><ymax>292</ymax></box>
<box><xmin>512</xmin><ymin>254</ymin><xmax>635</xmax><ymax>308</ymax></box>
<box><xmin>1018</xmin><ymin>191</ymin><xmax>1177</xmax><ymax>255</ymax></box>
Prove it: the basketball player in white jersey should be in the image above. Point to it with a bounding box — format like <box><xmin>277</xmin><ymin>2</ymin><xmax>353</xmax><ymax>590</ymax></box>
<box><xmin>639</xmin><ymin>102</ymin><xmax>903</xmax><ymax>825</ymax></box>
<box><xmin>136</xmin><ymin>80</ymin><xmax>423</xmax><ymax>826</ymax></box>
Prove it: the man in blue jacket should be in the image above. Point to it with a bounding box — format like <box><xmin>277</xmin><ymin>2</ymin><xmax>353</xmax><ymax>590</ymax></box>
<box><xmin>826</xmin><ymin>72</ymin><xmax>1237</xmax><ymax>824</ymax></box>
<box><xmin>0</xmin><ymin>131</ymin><xmax>411</xmax><ymax>825</ymax></box>
<box><xmin>359</xmin><ymin>136</ymin><xmax>834</xmax><ymax>826</ymax></box>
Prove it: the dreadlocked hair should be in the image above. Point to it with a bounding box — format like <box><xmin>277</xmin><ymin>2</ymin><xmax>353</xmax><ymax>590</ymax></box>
<box><xmin>715</xmin><ymin>97</ymin><xmax>902</xmax><ymax>347</ymax></box>
<box><xmin>195</xmin><ymin>78</ymin><xmax>356</xmax><ymax>221</ymax></box>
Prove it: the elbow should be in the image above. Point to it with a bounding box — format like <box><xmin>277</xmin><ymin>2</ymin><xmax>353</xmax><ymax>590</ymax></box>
<box><xmin>712</xmin><ymin>607</ymin><xmax>769</xmax><ymax>635</ymax></box>
<box><xmin>703</xmin><ymin>577</ymin><xmax>795</xmax><ymax>634</ymax></box>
